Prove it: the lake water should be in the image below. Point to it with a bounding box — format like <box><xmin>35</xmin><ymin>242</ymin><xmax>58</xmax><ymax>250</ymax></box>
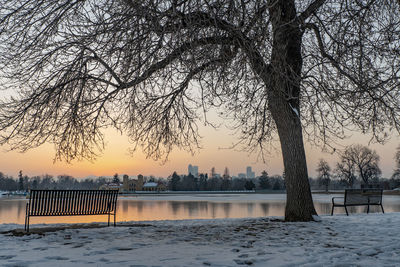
<box><xmin>1</xmin><ymin>193</ymin><xmax>399</xmax><ymax>225</ymax></box>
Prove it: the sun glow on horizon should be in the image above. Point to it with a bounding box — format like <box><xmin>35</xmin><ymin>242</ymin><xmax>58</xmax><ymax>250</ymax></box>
<box><xmin>0</xmin><ymin>126</ymin><xmax>399</xmax><ymax>179</ymax></box>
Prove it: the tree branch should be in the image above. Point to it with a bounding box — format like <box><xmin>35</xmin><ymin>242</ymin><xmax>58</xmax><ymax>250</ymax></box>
<box><xmin>124</xmin><ymin>36</ymin><xmax>234</xmax><ymax>89</ymax></box>
<box><xmin>297</xmin><ymin>0</ymin><xmax>326</xmax><ymax>24</ymax></box>
<box><xmin>304</xmin><ymin>22</ymin><xmax>361</xmax><ymax>87</ymax></box>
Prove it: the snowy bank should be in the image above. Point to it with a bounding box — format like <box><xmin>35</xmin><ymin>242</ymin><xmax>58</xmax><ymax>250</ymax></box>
<box><xmin>1</xmin><ymin>213</ymin><xmax>400</xmax><ymax>266</ymax></box>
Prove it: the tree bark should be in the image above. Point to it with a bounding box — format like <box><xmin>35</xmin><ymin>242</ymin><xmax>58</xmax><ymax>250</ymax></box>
<box><xmin>267</xmin><ymin>0</ymin><xmax>317</xmax><ymax>221</ymax></box>
<box><xmin>273</xmin><ymin>103</ymin><xmax>317</xmax><ymax>221</ymax></box>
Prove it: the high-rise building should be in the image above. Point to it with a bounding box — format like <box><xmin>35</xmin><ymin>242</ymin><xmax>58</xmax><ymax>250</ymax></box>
<box><xmin>188</xmin><ymin>164</ymin><xmax>193</xmax><ymax>176</ymax></box>
<box><xmin>188</xmin><ymin>164</ymin><xmax>199</xmax><ymax>177</ymax></box>
<box><xmin>246</xmin><ymin>166</ymin><xmax>255</xmax><ymax>179</ymax></box>
<box><xmin>192</xmin><ymin>165</ymin><xmax>199</xmax><ymax>178</ymax></box>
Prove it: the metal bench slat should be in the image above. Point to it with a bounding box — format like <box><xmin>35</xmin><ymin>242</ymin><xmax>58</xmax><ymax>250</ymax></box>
<box><xmin>25</xmin><ymin>189</ymin><xmax>119</xmax><ymax>232</ymax></box>
<box><xmin>95</xmin><ymin>190</ymin><xmax>101</xmax><ymax>214</ymax></box>
<box><xmin>93</xmin><ymin>191</ymin><xmax>98</xmax><ymax>214</ymax></box>
<box><xmin>45</xmin><ymin>191</ymin><xmax>51</xmax><ymax>216</ymax></box>
<box><xmin>34</xmin><ymin>190</ymin><xmax>39</xmax><ymax>215</ymax></box>
<box><xmin>41</xmin><ymin>191</ymin><xmax>46</xmax><ymax>216</ymax></box>
<box><xmin>68</xmin><ymin>190</ymin><xmax>73</xmax><ymax>215</ymax></box>
<box><xmin>39</xmin><ymin>190</ymin><xmax>44</xmax><ymax>216</ymax></box>
<box><xmin>102</xmin><ymin>190</ymin><xmax>108</xmax><ymax>213</ymax></box>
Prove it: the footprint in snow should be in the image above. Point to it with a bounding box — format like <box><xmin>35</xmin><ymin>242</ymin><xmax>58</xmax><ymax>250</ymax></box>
<box><xmin>32</xmin><ymin>247</ymin><xmax>48</xmax><ymax>251</ymax></box>
<box><xmin>45</xmin><ymin>256</ymin><xmax>69</xmax><ymax>260</ymax></box>
<box><xmin>99</xmin><ymin>258</ymin><xmax>110</xmax><ymax>262</ymax></box>
<box><xmin>0</xmin><ymin>255</ymin><xmax>16</xmax><ymax>260</ymax></box>
<box><xmin>116</xmin><ymin>247</ymin><xmax>134</xmax><ymax>251</ymax></box>
<box><xmin>234</xmin><ymin>259</ymin><xmax>254</xmax><ymax>265</ymax></box>
<box><xmin>72</xmin><ymin>243</ymin><xmax>85</xmax><ymax>248</ymax></box>
<box><xmin>83</xmin><ymin>250</ymin><xmax>107</xmax><ymax>256</ymax></box>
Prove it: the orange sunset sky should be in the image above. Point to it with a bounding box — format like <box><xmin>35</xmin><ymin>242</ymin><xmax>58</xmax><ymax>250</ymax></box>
<box><xmin>0</xmin><ymin>122</ymin><xmax>399</xmax><ymax>179</ymax></box>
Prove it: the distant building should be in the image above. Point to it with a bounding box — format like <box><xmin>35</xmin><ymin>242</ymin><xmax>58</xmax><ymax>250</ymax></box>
<box><xmin>188</xmin><ymin>164</ymin><xmax>192</xmax><ymax>175</ymax></box>
<box><xmin>238</xmin><ymin>173</ymin><xmax>246</xmax><ymax>179</ymax></box>
<box><xmin>188</xmin><ymin>164</ymin><xmax>199</xmax><ymax>177</ymax></box>
<box><xmin>122</xmin><ymin>174</ymin><xmax>144</xmax><ymax>192</ymax></box>
<box><xmin>143</xmin><ymin>182</ymin><xmax>167</xmax><ymax>192</ymax></box>
<box><xmin>246</xmin><ymin>166</ymin><xmax>255</xmax><ymax>179</ymax></box>
<box><xmin>100</xmin><ymin>182</ymin><xmax>122</xmax><ymax>190</ymax></box>
<box><xmin>192</xmin><ymin>166</ymin><xmax>199</xmax><ymax>177</ymax></box>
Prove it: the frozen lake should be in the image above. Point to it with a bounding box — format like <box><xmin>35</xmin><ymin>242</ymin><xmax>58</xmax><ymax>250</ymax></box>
<box><xmin>1</xmin><ymin>193</ymin><xmax>400</xmax><ymax>224</ymax></box>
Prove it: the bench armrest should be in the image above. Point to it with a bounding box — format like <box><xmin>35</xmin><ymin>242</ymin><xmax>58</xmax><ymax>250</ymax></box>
<box><xmin>332</xmin><ymin>197</ymin><xmax>344</xmax><ymax>204</ymax></box>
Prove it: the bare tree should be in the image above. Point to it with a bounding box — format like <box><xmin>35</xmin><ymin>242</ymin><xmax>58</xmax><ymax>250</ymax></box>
<box><xmin>392</xmin><ymin>145</ymin><xmax>400</xmax><ymax>179</ymax></box>
<box><xmin>339</xmin><ymin>144</ymin><xmax>381</xmax><ymax>186</ymax></box>
<box><xmin>335</xmin><ymin>157</ymin><xmax>357</xmax><ymax>188</ymax></box>
<box><xmin>316</xmin><ymin>159</ymin><xmax>331</xmax><ymax>192</ymax></box>
<box><xmin>0</xmin><ymin>1</ymin><xmax>399</xmax><ymax>221</ymax></box>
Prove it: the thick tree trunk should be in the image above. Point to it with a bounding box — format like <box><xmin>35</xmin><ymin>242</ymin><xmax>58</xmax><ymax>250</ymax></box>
<box><xmin>272</xmin><ymin>101</ymin><xmax>317</xmax><ymax>221</ymax></box>
<box><xmin>267</xmin><ymin>0</ymin><xmax>317</xmax><ymax>221</ymax></box>
<box><xmin>241</xmin><ymin>0</ymin><xmax>317</xmax><ymax>221</ymax></box>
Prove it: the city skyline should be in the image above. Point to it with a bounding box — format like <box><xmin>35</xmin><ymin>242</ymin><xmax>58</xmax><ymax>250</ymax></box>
<box><xmin>188</xmin><ymin>164</ymin><xmax>256</xmax><ymax>178</ymax></box>
<box><xmin>1</xmin><ymin>125</ymin><xmax>399</xmax><ymax>179</ymax></box>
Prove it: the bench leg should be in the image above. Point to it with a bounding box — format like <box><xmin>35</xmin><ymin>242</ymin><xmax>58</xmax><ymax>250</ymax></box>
<box><xmin>344</xmin><ymin>206</ymin><xmax>349</xmax><ymax>216</ymax></box>
<box><xmin>25</xmin><ymin>215</ymin><xmax>30</xmax><ymax>233</ymax></box>
<box><xmin>114</xmin><ymin>213</ymin><xmax>116</xmax><ymax>227</ymax></box>
<box><xmin>331</xmin><ymin>205</ymin><xmax>334</xmax><ymax>216</ymax></box>
<box><xmin>367</xmin><ymin>204</ymin><xmax>370</xmax><ymax>214</ymax></box>
<box><xmin>108</xmin><ymin>213</ymin><xmax>110</xmax><ymax>227</ymax></box>
<box><xmin>25</xmin><ymin>203</ymin><xmax>29</xmax><ymax>232</ymax></box>
<box><xmin>381</xmin><ymin>204</ymin><xmax>385</xmax><ymax>214</ymax></box>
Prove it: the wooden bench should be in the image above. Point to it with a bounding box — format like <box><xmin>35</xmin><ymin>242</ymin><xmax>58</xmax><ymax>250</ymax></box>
<box><xmin>25</xmin><ymin>189</ymin><xmax>119</xmax><ymax>232</ymax></box>
<box><xmin>331</xmin><ymin>189</ymin><xmax>384</xmax><ymax>216</ymax></box>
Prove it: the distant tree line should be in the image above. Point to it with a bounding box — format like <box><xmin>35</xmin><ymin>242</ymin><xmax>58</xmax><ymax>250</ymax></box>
<box><xmin>2</xmin><ymin>144</ymin><xmax>399</xmax><ymax>192</ymax></box>
<box><xmin>0</xmin><ymin>171</ymin><xmax>109</xmax><ymax>191</ymax></box>
<box><xmin>167</xmin><ymin>170</ymin><xmax>285</xmax><ymax>191</ymax></box>
<box><xmin>168</xmin><ymin>144</ymin><xmax>400</xmax><ymax>192</ymax></box>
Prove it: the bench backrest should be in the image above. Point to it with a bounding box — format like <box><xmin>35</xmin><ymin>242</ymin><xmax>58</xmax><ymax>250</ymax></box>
<box><xmin>27</xmin><ymin>190</ymin><xmax>119</xmax><ymax>216</ymax></box>
<box><xmin>344</xmin><ymin>189</ymin><xmax>382</xmax><ymax>205</ymax></box>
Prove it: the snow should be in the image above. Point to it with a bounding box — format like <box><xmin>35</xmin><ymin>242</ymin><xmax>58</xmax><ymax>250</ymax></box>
<box><xmin>0</xmin><ymin>191</ymin><xmax>11</xmax><ymax>197</ymax></box>
<box><xmin>288</xmin><ymin>103</ymin><xmax>299</xmax><ymax>117</ymax></box>
<box><xmin>143</xmin><ymin>182</ymin><xmax>158</xmax><ymax>187</ymax></box>
<box><xmin>1</xmin><ymin>213</ymin><xmax>400</xmax><ymax>266</ymax></box>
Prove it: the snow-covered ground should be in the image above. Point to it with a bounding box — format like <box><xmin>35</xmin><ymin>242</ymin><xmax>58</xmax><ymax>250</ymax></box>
<box><xmin>1</xmin><ymin>213</ymin><xmax>400</xmax><ymax>266</ymax></box>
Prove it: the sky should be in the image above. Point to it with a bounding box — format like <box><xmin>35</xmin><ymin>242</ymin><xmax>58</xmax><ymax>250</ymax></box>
<box><xmin>0</xmin><ymin>122</ymin><xmax>399</xmax><ymax>179</ymax></box>
<box><xmin>0</xmin><ymin>79</ymin><xmax>399</xmax><ymax>180</ymax></box>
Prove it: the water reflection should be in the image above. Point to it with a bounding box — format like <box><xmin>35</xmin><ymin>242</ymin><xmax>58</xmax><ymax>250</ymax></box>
<box><xmin>1</xmin><ymin>194</ymin><xmax>400</xmax><ymax>224</ymax></box>
<box><xmin>260</xmin><ymin>203</ymin><xmax>270</xmax><ymax>216</ymax></box>
<box><xmin>223</xmin><ymin>203</ymin><xmax>231</xmax><ymax>218</ymax></box>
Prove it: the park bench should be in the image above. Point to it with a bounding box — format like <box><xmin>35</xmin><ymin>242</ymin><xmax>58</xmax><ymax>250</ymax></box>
<box><xmin>25</xmin><ymin>189</ymin><xmax>119</xmax><ymax>232</ymax></box>
<box><xmin>331</xmin><ymin>188</ymin><xmax>384</xmax><ymax>216</ymax></box>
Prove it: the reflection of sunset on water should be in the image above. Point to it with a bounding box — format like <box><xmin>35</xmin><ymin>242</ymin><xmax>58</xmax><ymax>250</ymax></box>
<box><xmin>1</xmin><ymin>194</ymin><xmax>400</xmax><ymax>225</ymax></box>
